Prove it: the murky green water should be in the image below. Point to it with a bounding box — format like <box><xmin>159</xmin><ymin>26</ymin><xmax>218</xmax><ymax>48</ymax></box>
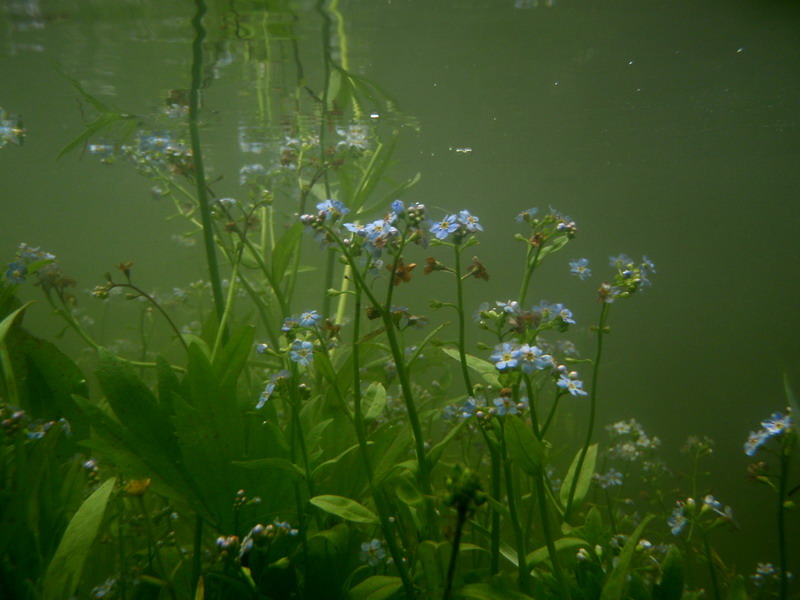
<box><xmin>2</xmin><ymin>0</ymin><xmax>799</xmax><ymax>592</ymax></box>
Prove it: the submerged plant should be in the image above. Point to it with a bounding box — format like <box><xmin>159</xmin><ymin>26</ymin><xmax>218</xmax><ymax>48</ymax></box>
<box><xmin>2</xmin><ymin>4</ymin><xmax>798</xmax><ymax>600</ymax></box>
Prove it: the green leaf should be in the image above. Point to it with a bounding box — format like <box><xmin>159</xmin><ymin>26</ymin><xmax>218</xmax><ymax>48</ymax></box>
<box><xmin>726</xmin><ymin>575</ymin><xmax>748</xmax><ymax>600</ymax></box>
<box><xmin>42</xmin><ymin>477</ymin><xmax>116</xmax><ymax>600</ymax></box>
<box><xmin>417</xmin><ymin>541</ymin><xmax>445</xmax><ymax>598</ymax></box>
<box><xmin>455</xmin><ymin>583</ymin><xmax>534</xmax><ymax>600</ymax></box>
<box><xmin>272</xmin><ymin>222</ymin><xmax>303</xmax><ymax>282</ymax></box>
<box><xmin>212</xmin><ymin>325</ymin><xmax>254</xmax><ymax>388</ymax></box>
<box><xmin>560</xmin><ymin>444</ymin><xmax>598</xmax><ymax>511</ymax></box>
<box><xmin>653</xmin><ymin>545</ymin><xmax>684</xmax><ymax>600</ymax></box>
<box><xmin>0</xmin><ymin>300</ymin><xmax>33</xmax><ymax>344</ymax></box>
<box><xmin>73</xmin><ymin>395</ymin><xmax>195</xmax><ymax>508</ymax></box>
<box><xmin>349</xmin><ymin>576</ymin><xmax>403</xmax><ymax>600</ymax></box>
<box><xmin>352</xmin><ymin>135</ymin><xmax>397</xmax><ymax>213</ymax></box>
<box><xmin>155</xmin><ymin>354</ymin><xmax>181</xmax><ymax>412</ymax></box>
<box><xmin>504</xmin><ymin>416</ymin><xmax>544</xmax><ymax>476</ymax></box>
<box><xmin>315</xmin><ymin>349</ymin><xmax>339</xmax><ymax>385</ymax></box>
<box><xmin>0</xmin><ymin>301</ymin><xmax>33</xmax><ymax>406</ymax></box>
<box><xmin>599</xmin><ymin>515</ymin><xmax>653</xmax><ymax>600</ymax></box>
<box><xmin>536</xmin><ymin>234</ymin><xmax>570</xmax><ymax>264</ymax></box>
<box><xmin>393</xmin><ymin>474</ymin><xmax>423</xmax><ymax>506</ymax></box>
<box><xmin>56</xmin><ymin>112</ymin><xmax>121</xmax><ymax>161</ymax></box>
<box><xmin>440</xmin><ymin>346</ymin><xmax>500</xmax><ymax>388</ymax></box>
<box><xmin>185</xmin><ymin>341</ymin><xmax>244</xmax><ymax>457</ymax></box>
<box><xmin>62</xmin><ymin>71</ymin><xmax>115</xmax><ymax>113</ymax></box>
<box><xmin>427</xmin><ymin>418</ymin><xmax>468</xmax><ymax>470</ymax></box>
<box><xmin>233</xmin><ymin>458</ymin><xmax>306</xmax><ymax>482</ymax></box>
<box><xmin>310</xmin><ymin>495</ymin><xmax>378</xmax><ymax>524</ymax></box>
<box><xmin>362</xmin><ymin>381</ymin><xmax>387</xmax><ymax>422</ymax></box>
<box><xmin>95</xmin><ymin>349</ymin><xmax>178</xmax><ymax>462</ymax></box>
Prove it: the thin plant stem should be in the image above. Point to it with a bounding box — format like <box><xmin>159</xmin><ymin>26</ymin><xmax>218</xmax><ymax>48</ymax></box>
<box><xmin>189</xmin><ymin>0</ymin><xmax>226</xmax><ymax>329</ymax></box>
<box><xmin>500</xmin><ymin>420</ymin><xmax>530</xmax><ymax>594</ymax></box>
<box><xmin>701</xmin><ymin>527</ymin><xmax>722</xmax><ymax>600</ymax></box>
<box><xmin>443</xmin><ymin>506</ymin><xmax>467</xmax><ymax>600</ymax></box>
<box><xmin>350</xmin><ymin>284</ymin><xmax>416</xmax><ymax>599</ymax></box>
<box><xmin>565</xmin><ymin>302</ymin><xmax>610</xmax><ymax>520</ymax></box>
<box><xmin>517</xmin><ymin>244</ymin><xmax>542</xmax><ymax>306</ymax></box>
<box><xmin>777</xmin><ymin>446</ymin><xmax>790</xmax><ymax>600</ymax></box>
<box><xmin>454</xmin><ymin>244</ymin><xmax>472</xmax><ymax>396</ymax></box>
<box><xmin>192</xmin><ymin>515</ymin><xmax>203</xmax><ymax>597</ymax></box>
<box><xmin>110</xmin><ymin>281</ymin><xmax>188</xmax><ymax>352</ymax></box>
<box><xmin>211</xmin><ymin>245</ymin><xmax>243</xmax><ymax>362</ymax></box>
<box><xmin>535</xmin><ymin>468</ymin><xmax>571</xmax><ymax>600</ymax></box>
<box><xmin>136</xmin><ymin>496</ymin><xmax>177</xmax><ymax>600</ymax></box>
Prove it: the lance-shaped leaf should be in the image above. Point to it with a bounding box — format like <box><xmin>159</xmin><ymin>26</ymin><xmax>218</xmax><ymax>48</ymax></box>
<box><xmin>42</xmin><ymin>478</ymin><xmax>116</xmax><ymax>600</ymax></box>
<box><xmin>440</xmin><ymin>346</ymin><xmax>500</xmax><ymax>388</ymax></box>
<box><xmin>310</xmin><ymin>495</ymin><xmax>378</xmax><ymax>524</ymax></box>
<box><xmin>504</xmin><ymin>416</ymin><xmax>544</xmax><ymax>476</ymax></box>
<box><xmin>560</xmin><ymin>444</ymin><xmax>598</xmax><ymax>511</ymax></box>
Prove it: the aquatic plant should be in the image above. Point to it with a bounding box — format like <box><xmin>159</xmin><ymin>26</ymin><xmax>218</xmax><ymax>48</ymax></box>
<box><xmin>1</xmin><ymin>3</ymin><xmax>797</xmax><ymax>600</ymax></box>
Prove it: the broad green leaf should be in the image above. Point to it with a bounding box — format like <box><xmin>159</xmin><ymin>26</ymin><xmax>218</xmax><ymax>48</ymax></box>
<box><xmin>310</xmin><ymin>495</ymin><xmax>378</xmax><ymax>524</ymax></box>
<box><xmin>0</xmin><ymin>300</ymin><xmax>33</xmax><ymax>344</ymax></box>
<box><xmin>96</xmin><ymin>349</ymin><xmax>178</xmax><ymax>462</ymax></box>
<box><xmin>0</xmin><ymin>301</ymin><xmax>33</xmax><ymax>406</ymax></box>
<box><xmin>362</xmin><ymin>381</ymin><xmax>387</xmax><ymax>422</ymax></box>
<box><xmin>42</xmin><ymin>478</ymin><xmax>116</xmax><ymax>600</ymax></box>
<box><xmin>233</xmin><ymin>458</ymin><xmax>306</xmax><ymax>481</ymax></box>
<box><xmin>526</xmin><ymin>537</ymin><xmax>589</xmax><ymax>568</ymax></box>
<box><xmin>393</xmin><ymin>474</ymin><xmax>423</xmax><ymax>506</ymax></box>
<box><xmin>504</xmin><ymin>416</ymin><xmax>544</xmax><ymax>477</ymax></box>
<box><xmin>272</xmin><ymin>222</ymin><xmax>303</xmax><ymax>282</ymax></box>
<box><xmin>535</xmin><ymin>234</ymin><xmax>570</xmax><ymax>264</ymax></box>
<box><xmin>440</xmin><ymin>347</ymin><xmax>500</xmax><ymax>388</ymax></box>
<box><xmin>349</xmin><ymin>575</ymin><xmax>403</xmax><ymax>600</ymax></box>
<box><xmin>155</xmin><ymin>354</ymin><xmax>181</xmax><ymax>412</ymax></box>
<box><xmin>306</xmin><ymin>524</ymin><xmax>351</xmax><ymax>600</ymax></box>
<box><xmin>653</xmin><ymin>545</ymin><xmax>684</xmax><ymax>600</ymax></box>
<box><xmin>455</xmin><ymin>583</ymin><xmax>534</xmax><ymax>600</ymax></box>
<box><xmin>726</xmin><ymin>575</ymin><xmax>748</xmax><ymax>600</ymax></box>
<box><xmin>599</xmin><ymin>515</ymin><xmax>653</xmax><ymax>600</ymax></box>
<box><xmin>312</xmin><ymin>442</ymin><xmax>365</xmax><ymax>483</ymax></box>
<box><xmin>73</xmin><ymin>395</ymin><xmax>195</xmax><ymax>508</ymax></box>
<box><xmin>427</xmin><ymin>418</ymin><xmax>468</xmax><ymax>470</ymax></box>
<box><xmin>212</xmin><ymin>325</ymin><xmax>254</xmax><ymax>388</ymax></box>
<box><xmin>184</xmin><ymin>342</ymin><xmax>244</xmax><ymax>457</ymax></box>
<box><xmin>484</xmin><ymin>496</ymin><xmax>511</xmax><ymax>521</ymax></box>
<box><xmin>315</xmin><ymin>349</ymin><xmax>339</xmax><ymax>384</ymax></box>
<box><xmin>418</xmin><ymin>541</ymin><xmax>444</xmax><ymax>599</ymax></box>
<box><xmin>560</xmin><ymin>444</ymin><xmax>598</xmax><ymax>511</ymax></box>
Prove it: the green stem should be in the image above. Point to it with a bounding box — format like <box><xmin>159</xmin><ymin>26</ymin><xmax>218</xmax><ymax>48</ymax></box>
<box><xmin>535</xmin><ymin>468</ymin><xmax>571</xmax><ymax>600</ymax></box>
<box><xmin>350</xmin><ymin>285</ymin><xmax>416</xmax><ymax>599</ymax></box>
<box><xmin>192</xmin><ymin>516</ymin><xmax>203</xmax><ymax>597</ymax></box>
<box><xmin>112</xmin><ymin>282</ymin><xmax>188</xmax><ymax>351</ymax></box>
<box><xmin>443</xmin><ymin>506</ymin><xmax>467</xmax><ymax>600</ymax></box>
<box><xmin>454</xmin><ymin>245</ymin><xmax>472</xmax><ymax>396</ymax></box>
<box><xmin>190</xmin><ymin>0</ymin><xmax>226</xmax><ymax>330</ymax></box>
<box><xmin>136</xmin><ymin>496</ymin><xmax>177</xmax><ymax>600</ymax></box>
<box><xmin>777</xmin><ymin>445</ymin><xmax>790</xmax><ymax>600</ymax></box>
<box><xmin>517</xmin><ymin>244</ymin><xmax>542</xmax><ymax>306</ymax></box>
<box><xmin>565</xmin><ymin>302</ymin><xmax>610</xmax><ymax>520</ymax></box>
<box><xmin>336</xmin><ymin>233</ymin><xmax>434</xmax><ymax>523</ymax></box>
<box><xmin>501</xmin><ymin>420</ymin><xmax>530</xmax><ymax>594</ymax></box>
<box><xmin>211</xmin><ymin>246</ymin><xmax>243</xmax><ymax>362</ymax></box>
<box><xmin>701</xmin><ymin>527</ymin><xmax>722</xmax><ymax>600</ymax></box>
